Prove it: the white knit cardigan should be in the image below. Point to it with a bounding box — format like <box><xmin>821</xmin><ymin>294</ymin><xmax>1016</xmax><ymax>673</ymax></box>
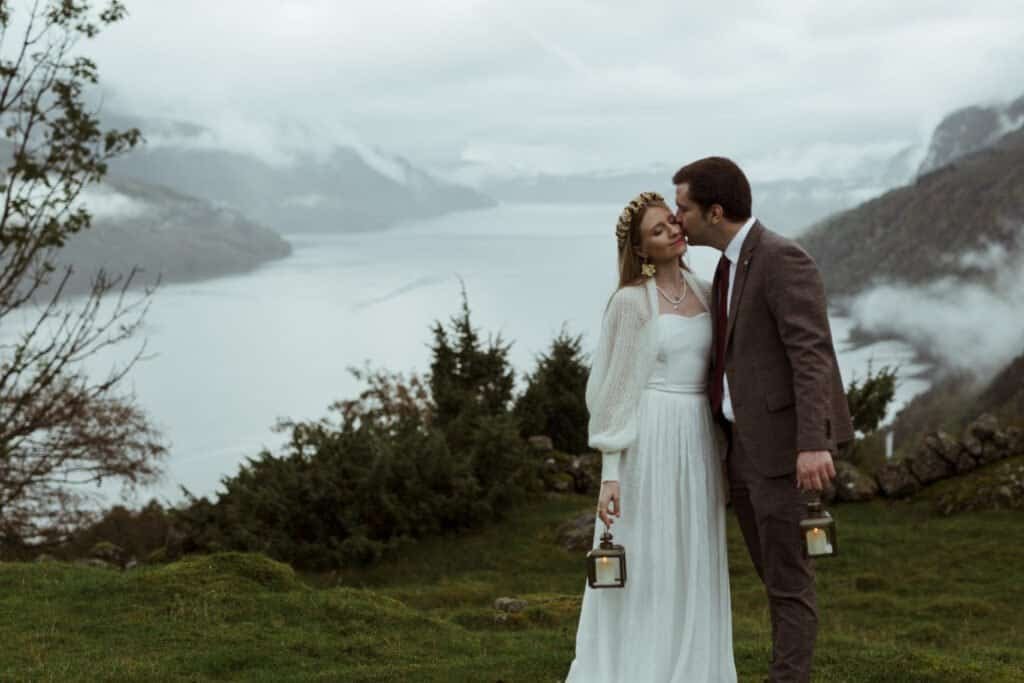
<box><xmin>586</xmin><ymin>268</ymin><xmax>712</xmax><ymax>482</ymax></box>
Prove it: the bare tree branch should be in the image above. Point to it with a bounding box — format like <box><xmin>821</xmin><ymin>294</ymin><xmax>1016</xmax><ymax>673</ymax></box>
<box><xmin>0</xmin><ymin>0</ymin><xmax>164</xmax><ymax>546</ymax></box>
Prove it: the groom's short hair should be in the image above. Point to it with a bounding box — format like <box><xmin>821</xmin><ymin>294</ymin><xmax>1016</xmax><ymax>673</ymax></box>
<box><xmin>672</xmin><ymin>157</ymin><xmax>752</xmax><ymax>222</ymax></box>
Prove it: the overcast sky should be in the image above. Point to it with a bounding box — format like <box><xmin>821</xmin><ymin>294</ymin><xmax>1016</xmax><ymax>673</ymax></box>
<box><xmin>71</xmin><ymin>0</ymin><xmax>1024</xmax><ymax>180</ymax></box>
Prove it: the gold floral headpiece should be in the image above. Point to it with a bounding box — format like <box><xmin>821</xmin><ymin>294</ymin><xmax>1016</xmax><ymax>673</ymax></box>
<box><xmin>615</xmin><ymin>191</ymin><xmax>666</xmax><ymax>247</ymax></box>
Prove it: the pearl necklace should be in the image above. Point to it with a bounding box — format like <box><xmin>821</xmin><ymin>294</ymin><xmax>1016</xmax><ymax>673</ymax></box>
<box><xmin>656</xmin><ymin>280</ymin><xmax>688</xmax><ymax>310</ymax></box>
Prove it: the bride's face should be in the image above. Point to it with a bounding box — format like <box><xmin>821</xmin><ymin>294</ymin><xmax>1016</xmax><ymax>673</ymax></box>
<box><xmin>637</xmin><ymin>206</ymin><xmax>687</xmax><ymax>265</ymax></box>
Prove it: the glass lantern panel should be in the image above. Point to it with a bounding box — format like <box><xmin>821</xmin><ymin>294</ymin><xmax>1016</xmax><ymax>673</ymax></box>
<box><xmin>805</xmin><ymin>527</ymin><xmax>833</xmax><ymax>557</ymax></box>
<box><xmin>594</xmin><ymin>555</ymin><xmax>621</xmax><ymax>585</ymax></box>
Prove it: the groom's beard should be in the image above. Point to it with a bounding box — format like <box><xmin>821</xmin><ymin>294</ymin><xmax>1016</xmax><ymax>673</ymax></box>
<box><xmin>685</xmin><ymin>232</ymin><xmax>711</xmax><ymax>248</ymax></box>
<box><xmin>682</xmin><ymin>222</ymin><xmax>710</xmax><ymax>247</ymax></box>
<box><xmin>690</xmin><ymin>226</ymin><xmax>726</xmax><ymax>250</ymax></box>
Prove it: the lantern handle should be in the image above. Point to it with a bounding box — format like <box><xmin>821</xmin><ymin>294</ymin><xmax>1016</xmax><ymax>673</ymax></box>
<box><xmin>598</xmin><ymin>520</ymin><xmax>615</xmax><ymax>548</ymax></box>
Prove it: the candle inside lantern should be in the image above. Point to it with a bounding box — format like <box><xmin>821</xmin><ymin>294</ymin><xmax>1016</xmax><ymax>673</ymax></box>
<box><xmin>806</xmin><ymin>527</ymin><xmax>829</xmax><ymax>556</ymax></box>
<box><xmin>595</xmin><ymin>556</ymin><xmax>618</xmax><ymax>584</ymax></box>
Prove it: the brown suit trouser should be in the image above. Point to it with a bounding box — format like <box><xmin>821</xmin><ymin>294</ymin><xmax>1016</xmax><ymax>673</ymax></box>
<box><xmin>725</xmin><ymin>423</ymin><xmax>818</xmax><ymax>683</ymax></box>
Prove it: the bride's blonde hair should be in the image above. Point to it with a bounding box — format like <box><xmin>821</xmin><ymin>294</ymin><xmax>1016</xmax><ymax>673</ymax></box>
<box><xmin>615</xmin><ymin>191</ymin><xmax>687</xmax><ymax>288</ymax></box>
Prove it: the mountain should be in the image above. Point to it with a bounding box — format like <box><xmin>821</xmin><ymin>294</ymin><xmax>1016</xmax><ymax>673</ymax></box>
<box><xmin>976</xmin><ymin>348</ymin><xmax>1024</xmax><ymax>426</ymax></box>
<box><xmin>465</xmin><ymin>149</ymin><xmax>918</xmax><ymax>237</ymax></box>
<box><xmin>798</xmin><ymin>127</ymin><xmax>1024</xmax><ymax>300</ymax></box>
<box><xmin>0</xmin><ymin>137</ymin><xmax>291</xmax><ymax>297</ymax></box>
<box><xmin>917</xmin><ymin>93</ymin><xmax>1024</xmax><ymax>176</ymax></box>
<box><xmin>886</xmin><ymin>343</ymin><xmax>1024</xmax><ymax>460</ymax></box>
<box><xmin>49</xmin><ymin>177</ymin><xmax>292</xmax><ymax>296</ymax></box>
<box><xmin>106</xmin><ymin>116</ymin><xmax>497</xmax><ymax>235</ymax></box>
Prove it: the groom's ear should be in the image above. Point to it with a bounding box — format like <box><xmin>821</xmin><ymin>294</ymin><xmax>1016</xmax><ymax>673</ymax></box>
<box><xmin>708</xmin><ymin>204</ymin><xmax>724</xmax><ymax>225</ymax></box>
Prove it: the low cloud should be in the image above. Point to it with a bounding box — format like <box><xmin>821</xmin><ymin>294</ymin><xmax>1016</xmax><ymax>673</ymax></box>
<box><xmin>848</xmin><ymin>235</ymin><xmax>1024</xmax><ymax>378</ymax></box>
<box><xmin>281</xmin><ymin>193</ymin><xmax>330</xmax><ymax>209</ymax></box>
<box><xmin>127</xmin><ymin>112</ymin><xmax>413</xmax><ymax>187</ymax></box>
<box><xmin>76</xmin><ymin>186</ymin><xmax>151</xmax><ymax>222</ymax></box>
<box><xmin>742</xmin><ymin>141</ymin><xmax>922</xmax><ymax>183</ymax></box>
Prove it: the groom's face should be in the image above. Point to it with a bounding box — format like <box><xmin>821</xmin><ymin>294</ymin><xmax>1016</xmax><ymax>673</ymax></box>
<box><xmin>673</xmin><ymin>183</ymin><xmax>713</xmax><ymax>246</ymax></box>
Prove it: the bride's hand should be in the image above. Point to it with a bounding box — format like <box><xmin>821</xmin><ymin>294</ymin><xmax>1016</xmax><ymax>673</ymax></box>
<box><xmin>597</xmin><ymin>481</ymin><xmax>621</xmax><ymax>527</ymax></box>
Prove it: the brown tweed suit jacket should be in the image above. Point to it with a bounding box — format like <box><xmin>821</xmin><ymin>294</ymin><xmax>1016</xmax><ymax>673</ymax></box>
<box><xmin>711</xmin><ymin>221</ymin><xmax>855</xmax><ymax>477</ymax></box>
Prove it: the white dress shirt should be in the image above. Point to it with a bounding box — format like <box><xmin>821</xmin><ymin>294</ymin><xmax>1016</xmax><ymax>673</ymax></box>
<box><xmin>721</xmin><ymin>216</ymin><xmax>757</xmax><ymax>423</ymax></box>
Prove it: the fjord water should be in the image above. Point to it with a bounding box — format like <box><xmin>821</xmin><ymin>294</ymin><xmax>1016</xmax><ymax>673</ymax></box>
<box><xmin>11</xmin><ymin>203</ymin><xmax>928</xmax><ymax>507</ymax></box>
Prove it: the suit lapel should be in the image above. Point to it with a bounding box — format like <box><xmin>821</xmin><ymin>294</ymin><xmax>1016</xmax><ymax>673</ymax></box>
<box><xmin>724</xmin><ymin>221</ymin><xmax>763</xmax><ymax>351</ymax></box>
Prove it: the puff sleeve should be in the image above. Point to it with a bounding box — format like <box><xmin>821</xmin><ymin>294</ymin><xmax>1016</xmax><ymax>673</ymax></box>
<box><xmin>585</xmin><ymin>286</ymin><xmax>656</xmax><ymax>481</ymax></box>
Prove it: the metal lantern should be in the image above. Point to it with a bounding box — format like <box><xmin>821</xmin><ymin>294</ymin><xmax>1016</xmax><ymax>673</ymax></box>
<box><xmin>801</xmin><ymin>498</ymin><xmax>838</xmax><ymax>559</ymax></box>
<box><xmin>586</xmin><ymin>525</ymin><xmax>627</xmax><ymax>589</ymax></box>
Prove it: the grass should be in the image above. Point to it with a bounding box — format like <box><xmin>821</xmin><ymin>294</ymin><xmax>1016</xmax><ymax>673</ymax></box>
<box><xmin>1</xmin><ymin>493</ymin><xmax>1023</xmax><ymax>681</ymax></box>
<box><xmin>917</xmin><ymin>455</ymin><xmax>1024</xmax><ymax>515</ymax></box>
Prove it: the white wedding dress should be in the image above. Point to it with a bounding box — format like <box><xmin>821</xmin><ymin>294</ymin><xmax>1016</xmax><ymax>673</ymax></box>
<box><xmin>565</xmin><ymin>311</ymin><xmax>737</xmax><ymax>682</ymax></box>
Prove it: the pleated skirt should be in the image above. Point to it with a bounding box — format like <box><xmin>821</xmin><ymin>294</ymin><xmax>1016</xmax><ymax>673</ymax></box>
<box><xmin>564</xmin><ymin>387</ymin><xmax>737</xmax><ymax>682</ymax></box>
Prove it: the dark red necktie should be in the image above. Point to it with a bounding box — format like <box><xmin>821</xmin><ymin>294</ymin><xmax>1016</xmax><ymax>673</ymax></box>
<box><xmin>709</xmin><ymin>255</ymin><xmax>731</xmax><ymax>418</ymax></box>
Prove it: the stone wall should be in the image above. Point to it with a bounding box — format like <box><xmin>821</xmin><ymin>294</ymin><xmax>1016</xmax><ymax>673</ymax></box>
<box><xmin>870</xmin><ymin>414</ymin><xmax>1023</xmax><ymax>499</ymax></box>
<box><xmin>535</xmin><ymin>413</ymin><xmax>1024</xmax><ymax>509</ymax></box>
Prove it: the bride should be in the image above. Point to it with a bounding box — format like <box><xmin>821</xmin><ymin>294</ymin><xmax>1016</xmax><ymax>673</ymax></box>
<box><xmin>564</xmin><ymin>191</ymin><xmax>737</xmax><ymax>682</ymax></box>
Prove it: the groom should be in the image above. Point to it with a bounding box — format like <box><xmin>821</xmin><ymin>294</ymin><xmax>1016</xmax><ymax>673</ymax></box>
<box><xmin>670</xmin><ymin>157</ymin><xmax>854</xmax><ymax>682</ymax></box>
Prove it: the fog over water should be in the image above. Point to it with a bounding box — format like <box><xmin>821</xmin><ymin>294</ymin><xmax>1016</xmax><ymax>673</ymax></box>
<box><xmin>848</xmin><ymin>234</ymin><xmax>1024</xmax><ymax>380</ymax></box>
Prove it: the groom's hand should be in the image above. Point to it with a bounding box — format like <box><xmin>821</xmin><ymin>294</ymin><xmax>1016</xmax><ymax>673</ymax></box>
<box><xmin>796</xmin><ymin>450</ymin><xmax>836</xmax><ymax>491</ymax></box>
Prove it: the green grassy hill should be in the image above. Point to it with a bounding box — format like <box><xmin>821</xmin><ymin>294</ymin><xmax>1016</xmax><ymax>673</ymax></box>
<box><xmin>2</xmin><ymin>494</ymin><xmax>1023</xmax><ymax>682</ymax></box>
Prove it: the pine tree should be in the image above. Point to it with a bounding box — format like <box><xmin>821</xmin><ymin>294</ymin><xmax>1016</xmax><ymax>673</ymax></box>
<box><xmin>428</xmin><ymin>282</ymin><xmax>515</xmax><ymax>449</ymax></box>
<box><xmin>846</xmin><ymin>364</ymin><xmax>898</xmax><ymax>435</ymax></box>
<box><xmin>515</xmin><ymin>326</ymin><xmax>591</xmax><ymax>453</ymax></box>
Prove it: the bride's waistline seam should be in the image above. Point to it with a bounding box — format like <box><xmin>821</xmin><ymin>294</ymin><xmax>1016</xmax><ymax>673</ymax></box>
<box><xmin>643</xmin><ymin>383</ymin><xmax>707</xmax><ymax>395</ymax></box>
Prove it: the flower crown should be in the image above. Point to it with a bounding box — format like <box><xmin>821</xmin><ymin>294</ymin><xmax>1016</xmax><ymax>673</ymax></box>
<box><xmin>615</xmin><ymin>191</ymin><xmax>666</xmax><ymax>247</ymax></box>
